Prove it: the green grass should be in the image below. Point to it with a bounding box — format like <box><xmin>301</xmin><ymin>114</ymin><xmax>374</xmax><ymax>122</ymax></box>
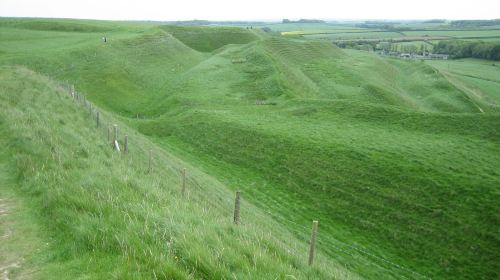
<box><xmin>161</xmin><ymin>25</ymin><xmax>259</xmax><ymax>52</ymax></box>
<box><xmin>141</xmin><ymin>101</ymin><xmax>499</xmax><ymax>280</ymax></box>
<box><xmin>0</xmin><ymin>65</ymin><xmax>358</xmax><ymax>279</ymax></box>
<box><xmin>0</xmin><ymin>174</ymin><xmax>44</xmax><ymax>279</ymax></box>
<box><xmin>0</xmin><ymin>18</ymin><xmax>499</xmax><ymax>280</ymax></box>
<box><xmin>426</xmin><ymin>59</ymin><xmax>500</xmax><ymax>108</ymax></box>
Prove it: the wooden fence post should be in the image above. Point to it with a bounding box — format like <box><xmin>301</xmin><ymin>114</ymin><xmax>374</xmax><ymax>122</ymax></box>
<box><xmin>148</xmin><ymin>149</ymin><xmax>153</xmax><ymax>173</ymax></box>
<box><xmin>89</xmin><ymin>103</ymin><xmax>92</xmax><ymax>115</ymax></box>
<box><xmin>181</xmin><ymin>168</ymin><xmax>187</xmax><ymax>194</ymax></box>
<box><xmin>113</xmin><ymin>124</ymin><xmax>118</xmax><ymax>143</ymax></box>
<box><xmin>96</xmin><ymin>111</ymin><xmax>100</xmax><ymax>128</ymax></box>
<box><xmin>107</xmin><ymin>126</ymin><xmax>111</xmax><ymax>142</ymax></box>
<box><xmin>124</xmin><ymin>135</ymin><xmax>128</xmax><ymax>153</ymax></box>
<box><xmin>233</xmin><ymin>191</ymin><xmax>241</xmax><ymax>225</ymax></box>
<box><xmin>308</xmin><ymin>220</ymin><xmax>319</xmax><ymax>266</ymax></box>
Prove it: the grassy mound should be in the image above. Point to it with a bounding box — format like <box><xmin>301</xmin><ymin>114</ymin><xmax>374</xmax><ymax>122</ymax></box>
<box><xmin>162</xmin><ymin>25</ymin><xmax>259</xmax><ymax>52</ymax></box>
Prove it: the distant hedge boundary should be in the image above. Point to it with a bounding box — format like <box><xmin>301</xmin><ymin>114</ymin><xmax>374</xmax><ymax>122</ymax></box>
<box><xmin>435</xmin><ymin>40</ymin><xmax>500</xmax><ymax>60</ymax></box>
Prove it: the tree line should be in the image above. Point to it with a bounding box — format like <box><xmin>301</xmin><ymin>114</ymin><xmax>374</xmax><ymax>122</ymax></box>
<box><xmin>450</xmin><ymin>19</ymin><xmax>500</xmax><ymax>28</ymax></box>
<box><xmin>435</xmin><ymin>40</ymin><xmax>500</xmax><ymax>60</ymax></box>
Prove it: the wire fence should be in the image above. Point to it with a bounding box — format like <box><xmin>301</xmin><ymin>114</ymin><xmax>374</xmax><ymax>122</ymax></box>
<box><xmin>58</xmin><ymin>81</ymin><xmax>432</xmax><ymax>280</ymax></box>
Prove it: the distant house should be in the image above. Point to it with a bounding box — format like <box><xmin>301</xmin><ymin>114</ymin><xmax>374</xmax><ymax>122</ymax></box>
<box><xmin>400</xmin><ymin>53</ymin><xmax>411</xmax><ymax>58</ymax></box>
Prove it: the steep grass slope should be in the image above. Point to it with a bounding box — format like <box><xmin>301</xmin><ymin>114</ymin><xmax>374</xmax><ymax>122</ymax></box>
<box><xmin>140</xmin><ymin>101</ymin><xmax>499</xmax><ymax>280</ymax></box>
<box><xmin>0</xmin><ymin>66</ymin><xmax>359</xmax><ymax>279</ymax></box>
<box><xmin>426</xmin><ymin>59</ymin><xmax>500</xmax><ymax>111</ymax></box>
<box><xmin>131</xmin><ymin>32</ymin><xmax>500</xmax><ymax>280</ymax></box>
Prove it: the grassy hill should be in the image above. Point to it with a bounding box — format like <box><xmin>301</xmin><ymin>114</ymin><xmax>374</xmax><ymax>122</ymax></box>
<box><xmin>0</xmin><ymin>65</ymin><xmax>358</xmax><ymax>279</ymax></box>
<box><xmin>0</xmin><ymin>18</ymin><xmax>499</xmax><ymax>279</ymax></box>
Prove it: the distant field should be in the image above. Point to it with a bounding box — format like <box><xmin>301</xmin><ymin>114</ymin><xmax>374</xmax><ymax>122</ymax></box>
<box><xmin>260</xmin><ymin>22</ymin><xmax>366</xmax><ymax>32</ymax></box>
<box><xmin>270</xmin><ymin>22</ymin><xmax>500</xmax><ymax>44</ymax></box>
<box><xmin>394</xmin><ymin>22</ymin><xmax>447</xmax><ymax>29</ymax></box>
<box><xmin>403</xmin><ymin>29</ymin><xmax>500</xmax><ymax>38</ymax></box>
<box><xmin>303</xmin><ymin>31</ymin><xmax>404</xmax><ymax>40</ymax></box>
<box><xmin>282</xmin><ymin>29</ymin><xmax>374</xmax><ymax>35</ymax></box>
<box><xmin>302</xmin><ymin>30</ymin><xmax>500</xmax><ymax>41</ymax></box>
<box><xmin>462</xmin><ymin>37</ymin><xmax>500</xmax><ymax>42</ymax></box>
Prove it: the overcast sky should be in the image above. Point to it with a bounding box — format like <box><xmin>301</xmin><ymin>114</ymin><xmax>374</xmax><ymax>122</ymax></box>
<box><xmin>0</xmin><ymin>0</ymin><xmax>498</xmax><ymax>21</ymax></box>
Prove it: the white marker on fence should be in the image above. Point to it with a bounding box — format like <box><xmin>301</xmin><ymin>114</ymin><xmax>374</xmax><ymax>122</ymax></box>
<box><xmin>114</xmin><ymin>140</ymin><xmax>121</xmax><ymax>152</ymax></box>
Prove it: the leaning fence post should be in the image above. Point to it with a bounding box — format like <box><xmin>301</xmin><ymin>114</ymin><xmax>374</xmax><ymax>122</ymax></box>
<box><xmin>233</xmin><ymin>191</ymin><xmax>241</xmax><ymax>225</ymax></box>
<box><xmin>96</xmin><ymin>111</ymin><xmax>100</xmax><ymax>128</ymax></box>
<box><xmin>124</xmin><ymin>135</ymin><xmax>128</xmax><ymax>153</ymax></box>
<box><xmin>308</xmin><ymin>220</ymin><xmax>319</xmax><ymax>266</ymax></box>
<box><xmin>181</xmin><ymin>168</ymin><xmax>187</xmax><ymax>195</ymax></box>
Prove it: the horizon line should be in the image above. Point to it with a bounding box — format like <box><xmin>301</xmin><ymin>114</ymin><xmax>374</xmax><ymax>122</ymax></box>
<box><xmin>1</xmin><ymin>15</ymin><xmax>499</xmax><ymax>23</ymax></box>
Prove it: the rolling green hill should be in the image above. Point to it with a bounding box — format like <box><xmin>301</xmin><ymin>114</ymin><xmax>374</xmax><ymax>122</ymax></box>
<box><xmin>0</xmin><ymin>65</ymin><xmax>357</xmax><ymax>279</ymax></box>
<box><xmin>0</xmin><ymin>18</ymin><xmax>499</xmax><ymax>280</ymax></box>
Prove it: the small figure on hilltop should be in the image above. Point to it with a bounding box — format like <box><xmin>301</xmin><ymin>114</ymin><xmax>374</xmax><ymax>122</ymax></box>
<box><xmin>102</xmin><ymin>36</ymin><xmax>107</xmax><ymax>43</ymax></box>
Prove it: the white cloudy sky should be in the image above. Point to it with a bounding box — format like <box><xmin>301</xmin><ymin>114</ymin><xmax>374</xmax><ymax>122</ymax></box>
<box><xmin>0</xmin><ymin>0</ymin><xmax>498</xmax><ymax>21</ymax></box>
